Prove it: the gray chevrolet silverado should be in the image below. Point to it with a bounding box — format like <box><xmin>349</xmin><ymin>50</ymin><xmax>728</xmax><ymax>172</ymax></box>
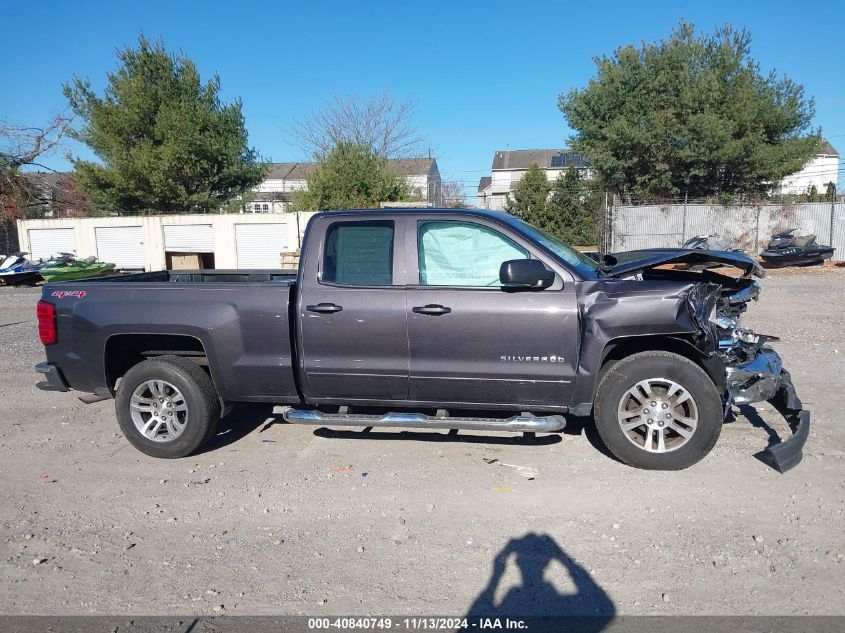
<box><xmin>35</xmin><ymin>208</ymin><xmax>809</xmax><ymax>471</ymax></box>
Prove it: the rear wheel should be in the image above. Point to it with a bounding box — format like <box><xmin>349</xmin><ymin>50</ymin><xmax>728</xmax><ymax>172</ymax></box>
<box><xmin>593</xmin><ymin>351</ymin><xmax>722</xmax><ymax>470</ymax></box>
<box><xmin>115</xmin><ymin>356</ymin><xmax>220</xmax><ymax>458</ymax></box>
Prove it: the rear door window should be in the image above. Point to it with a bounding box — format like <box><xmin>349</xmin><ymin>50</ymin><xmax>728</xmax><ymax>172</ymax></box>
<box><xmin>322</xmin><ymin>220</ymin><xmax>395</xmax><ymax>286</ymax></box>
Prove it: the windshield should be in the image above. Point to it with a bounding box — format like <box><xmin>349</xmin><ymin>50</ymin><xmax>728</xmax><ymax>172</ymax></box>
<box><xmin>0</xmin><ymin>255</ymin><xmax>20</xmax><ymax>270</ymax></box>
<box><xmin>511</xmin><ymin>218</ymin><xmax>602</xmax><ymax>278</ymax></box>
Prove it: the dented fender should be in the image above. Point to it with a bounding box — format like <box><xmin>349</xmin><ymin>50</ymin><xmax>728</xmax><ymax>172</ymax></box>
<box><xmin>570</xmin><ymin>279</ymin><xmax>723</xmax><ymax>407</ymax></box>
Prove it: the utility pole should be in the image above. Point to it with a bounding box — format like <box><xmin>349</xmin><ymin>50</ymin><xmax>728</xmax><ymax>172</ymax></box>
<box><xmin>830</xmin><ymin>195</ymin><xmax>836</xmax><ymax>248</ymax></box>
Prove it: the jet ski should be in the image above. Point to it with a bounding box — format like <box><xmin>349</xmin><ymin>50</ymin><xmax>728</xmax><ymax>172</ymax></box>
<box><xmin>0</xmin><ymin>252</ymin><xmax>45</xmax><ymax>286</ymax></box>
<box><xmin>39</xmin><ymin>253</ymin><xmax>117</xmax><ymax>282</ymax></box>
<box><xmin>678</xmin><ymin>235</ymin><xmax>744</xmax><ymax>272</ymax></box>
<box><xmin>682</xmin><ymin>234</ymin><xmax>740</xmax><ymax>251</ymax></box>
<box><xmin>759</xmin><ymin>228</ymin><xmax>835</xmax><ymax>267</ymax></box>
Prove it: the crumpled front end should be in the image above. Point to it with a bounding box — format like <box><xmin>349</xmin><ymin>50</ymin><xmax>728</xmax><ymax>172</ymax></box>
<box><xmin>610</xmin><ymin>258</ymin><xmax>810</xmax><ymax>472</ymax></box>
<box><xmin>712</xmin><ymin>287</ymin><xmax>810</xmax><ymax>473</ymax></box>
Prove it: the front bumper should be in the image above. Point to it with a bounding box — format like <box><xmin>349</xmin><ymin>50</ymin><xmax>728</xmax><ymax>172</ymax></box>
<box><xmin>726</xmin><ymin>351</ymin><xmax>810</xmax><ymax>473</ymax></box>
<box><xmin>35</xmin><ymin>362</ymin><xmax>70</xmax><ymax>392</ymax></box>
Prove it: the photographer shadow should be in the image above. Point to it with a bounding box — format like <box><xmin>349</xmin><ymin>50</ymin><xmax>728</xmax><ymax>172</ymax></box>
<box><xmin>466</xmin><ymin>533</ymin><xmax>614</xmax><ymax>631</ymax></box>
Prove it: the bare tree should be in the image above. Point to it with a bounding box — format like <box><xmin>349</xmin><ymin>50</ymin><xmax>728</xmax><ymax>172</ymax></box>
<box><xmin>1</xmin><ymin>114</ymin><xmax>74</xmax><ymax>222</ymax></box>
<box><xmin>289</xmin><ymin>91</ymin><xmax>424</xmax><ymax>159</ymax></box>
<box><xmin>1</xmin><ymin>115</ymin><xmax>74</xmax><ymax>169</ymax></box>
<box><xmin>441</xmin><ymin>180</ymin><xmax>468</xmax><ymax>208</ymax></box>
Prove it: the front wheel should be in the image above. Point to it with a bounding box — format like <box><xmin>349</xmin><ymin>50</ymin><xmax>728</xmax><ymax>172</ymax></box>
<box><xmin>593</xmin><ymin>351</ymin><xmax>722</xmax><ymax>470</ymax></box>
<box><xmin>115</xmin><ymin>356</ymin><xmax>220</xmax><ymax>458</ymax></box>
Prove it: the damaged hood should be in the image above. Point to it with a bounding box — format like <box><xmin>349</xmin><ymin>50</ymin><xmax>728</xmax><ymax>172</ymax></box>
<box><xmin>604</xmin><ymin>248</ymin><xmax>765</xmax><ymax>278</ymax></box>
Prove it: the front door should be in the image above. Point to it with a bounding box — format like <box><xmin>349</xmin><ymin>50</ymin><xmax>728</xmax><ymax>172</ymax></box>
<box><xmin>406</xmin><ymin>218</ymin><xmax>578</xmax><ymax>408</ymax></box>
<box><xmin>298</xmin><ymin>218</ymin><xmax>409</xmax><ymax>402</ymax></box>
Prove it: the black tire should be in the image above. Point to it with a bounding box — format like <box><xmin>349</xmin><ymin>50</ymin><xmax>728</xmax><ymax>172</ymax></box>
<box><xmin>115</xmin><ymin>355</ymin><xmax>220</xmax><ymax>458</ymax></box>
<box><xmin>593</xmin><ymin>351</ymin><xmax>722</xmax><ymax>470</ymax></box>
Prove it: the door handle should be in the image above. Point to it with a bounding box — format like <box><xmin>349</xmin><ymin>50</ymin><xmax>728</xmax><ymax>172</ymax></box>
<box><xmin>412</xmin><ymin>304</ymin><xmax>452</xmax><ymax>315</ymax></box>
<box><xmin>306</xmin><ymin>303</ymin><xmax>343</xmax><ymax>313</ymax></box>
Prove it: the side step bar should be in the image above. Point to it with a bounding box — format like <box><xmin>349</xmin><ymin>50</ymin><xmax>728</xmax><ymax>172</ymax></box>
<box><xmin>283</xmin><ymin>409</ymin><xmax>566</xmax><ymax>433</ymax></box>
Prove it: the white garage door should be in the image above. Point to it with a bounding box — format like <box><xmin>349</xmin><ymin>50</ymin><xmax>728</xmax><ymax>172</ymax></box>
<box><xmin>28</xmin><ymin>228</ymin><xmax>76</xmax><ymax>261</ymax></box>
<box><xmin>96</xmin><ymin>226</ymin><xmax>145</xmax><ymax>269</ymax></box>
<box><xmin>236</xmin><ymin>223</ymin><xmax>287</xmax><ymax>269</ymax></box>
<box><xmin>163</xmin><ymin>224</ymin><xmax>214</xmax><ymax>252</ymax></box>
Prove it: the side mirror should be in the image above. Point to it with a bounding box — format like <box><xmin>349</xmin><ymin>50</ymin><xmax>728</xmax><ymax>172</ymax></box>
<box><xmin>499</xmin><ymin>259</ymin><xmax>555</xmax><ymax>289</ymax></box>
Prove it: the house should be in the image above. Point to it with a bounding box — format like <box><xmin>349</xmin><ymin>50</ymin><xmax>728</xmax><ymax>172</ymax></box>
<box><xmin>247</xmin><ymin>163</ymin><xmax>314</xmax><ymax>213</ymax></box>
<box><xmin>477</xmin><ymin>141</ymin><xmax>840</xmax><ymax>206</ymax></box>
<box><xmin>477</xmin><ymin>176</ymin><xmax>492</xmax><ymax>208</ymax></box>
<box><xmin>20</xmin><ymin>172</ymin><xmax>95</xmax><ymax>218</ymax></box>
<box><xmin>476</xmin><ymin>149</ymin><xmax>588</xmax><ymax>210</ymax></box>
<box><xmin>777</xmin><ymin>139</ymin><xmax>839</xmax><ymax>196</ymax></box>
<box><xmin>389</xmin><ymin>157</ymin><xmax>443</xmax><ymax>206</ymax></box>
<box><xmin>247</xmin><ymin>157</ymin><xmax>443</xmax><ymax>213</ymax></box>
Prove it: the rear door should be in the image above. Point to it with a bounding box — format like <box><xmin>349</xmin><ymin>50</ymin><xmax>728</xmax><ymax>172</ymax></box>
<box><xmin>405</xmin><ymin>217</ymin><xmax>579</xmax><ymax>408</ymax></box>
<box><xmin>297</xmin><ymin>216</ymin><xmax>409</xmax><ymax>402</ymax></box>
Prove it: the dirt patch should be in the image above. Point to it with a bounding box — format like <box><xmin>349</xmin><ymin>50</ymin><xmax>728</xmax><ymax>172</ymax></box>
<box><xmin>0</xmin><ymin>282</ymin><xmax>843</xmax><ymax>617</ymax></box>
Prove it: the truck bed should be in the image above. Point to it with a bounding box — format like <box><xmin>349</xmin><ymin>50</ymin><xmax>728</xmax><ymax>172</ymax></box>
<box><xmin>41</xmin><ymin>269</ymin><xmax>300</xmax><ymax>403</ymax></box>
<box><xmin>86</xmin><ymin>269</ymin><xmax>298</xmax><ymax>284</ymax></box>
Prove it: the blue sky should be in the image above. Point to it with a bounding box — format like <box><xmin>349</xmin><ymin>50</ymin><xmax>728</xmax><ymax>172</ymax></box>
<box><xmin>3</xmin><ymin>0</ymin><xmax>844</xmax><ymax>198</ymax></box>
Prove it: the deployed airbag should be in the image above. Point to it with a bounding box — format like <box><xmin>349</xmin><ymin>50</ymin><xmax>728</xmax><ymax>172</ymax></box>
<box><xmin>419</xmin><ymin>221</ymin><xmax>528</xmax><ymax>286</ymax></box>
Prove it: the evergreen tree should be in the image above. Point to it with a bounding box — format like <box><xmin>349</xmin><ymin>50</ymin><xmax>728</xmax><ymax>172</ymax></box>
<box><xmin>824</xmin><ymin>182</ymin><xmax>836</xmax><ymax>202</ymax></box>
<box><xmin>505</xmin><ymin>164</ymin><xmax>599</xmax><ymax>246</ymax></box>
<box><xmin>545</xmin><ymin>169</ymin><xmax>600</xmax><ymax>246</ymax></box>
<box><xmin>559</xmin><ymin>21</ymin><xmax>820</xmax><ymax>200</ymax></box>
<box><xmin>288</xmin><ymin>142</ymin><xmax>410</xmax><ymax>211</ymax></box>
<box><xmin>504</xmin><ymin>163</ymin><xmax>550</xmax><ymax>219</ymax></box>
<box><xmin>64</xmin><ymin>36</ymin><xmax>265</xmax><ymax>214</ymax></box>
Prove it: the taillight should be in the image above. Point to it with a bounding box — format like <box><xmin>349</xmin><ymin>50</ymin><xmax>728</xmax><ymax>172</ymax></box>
<box><xmin>37</xmin><ymin>300</ymin><xmax>57</xmax><ymax>345</ymax></box>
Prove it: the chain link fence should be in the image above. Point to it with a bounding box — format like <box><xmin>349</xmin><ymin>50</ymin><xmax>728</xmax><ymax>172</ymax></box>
<box><xmin>0</xmin><ymin>221</ymin><xmax>20</xmax><ymax>256</ymax></box>
<box><xmin>608</xmin><ymin>201</ymin><xmax>845</xmax><ymax>259</ymax></box>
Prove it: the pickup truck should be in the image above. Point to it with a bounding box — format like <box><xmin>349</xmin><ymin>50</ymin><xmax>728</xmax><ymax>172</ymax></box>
<box><xmin>35</xmin><ymin>208</ymin><xmax>809</xmax><ymax>471</ymax></box>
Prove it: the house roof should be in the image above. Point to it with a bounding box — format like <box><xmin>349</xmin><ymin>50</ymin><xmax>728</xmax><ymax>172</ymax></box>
<box><xmin>264</xmin><ymin>157</ymin><xmax>436</xmax><ymax>181</ymax></box>
<box><xmin>478</xmin><ymin>176</ymin><xmax>492</xmax><ymax>192</ymax></box>
<box><xmin>820</xmin><ymin>139</ymin><xmax>839</xmax><ymax>157</ymax></box>
<box><xmin>21</xmin><ymin>171</ymin><xmax>69</xmax><ymax>188</ymax></box>
<box><xmin>265</xmin><ymin>162</ymin><xmax>317</xmax><ymax>180</ymax></box>
<box><xmin>491</xmin><ymin>149</ymin><xmax>586</xmax><ymax>170</ymax></box>
<box><xmin>388</xmin><ymin>157</ymin><xmax>436</xmax><ymax>176</ymax></box>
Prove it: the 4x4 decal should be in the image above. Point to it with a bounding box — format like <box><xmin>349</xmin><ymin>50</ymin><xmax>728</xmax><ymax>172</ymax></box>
<box><xmin>51</xmin><ymin>290</ymin><xmax>86</xmax><ymax>299</ymax></box>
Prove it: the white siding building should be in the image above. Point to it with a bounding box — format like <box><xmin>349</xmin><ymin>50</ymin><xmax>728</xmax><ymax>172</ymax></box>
<box><xmin>477</xmin><ymin>149</ymin><xmax>588</xmax><ymax>210</ymax></box>
<box><xmin>777</xmin><ymin>140</ymin><xmax>839</xmax><ymax>196</ymax></box>
<box><xmin>246</xmin><ymin>163</ymin><xmax>313</xmax><ymax>213</ymax></box>
<box><xmin>477</xmin><ymin>141</ymin><xmax>840</xmax><ymax>207</ymax></box>
<box><xmin>248</xmin><ymin>157</ymin><xmax>443</xmax><ymax>212</ymax></box>
<box><xmin>390</xmin><ymin>158</ymin><xmax>443</xmax><ymax>206</ymax></box>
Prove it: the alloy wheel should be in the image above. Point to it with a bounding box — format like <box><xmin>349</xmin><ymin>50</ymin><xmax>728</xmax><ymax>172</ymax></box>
<box><xmin>128</xmin><ymin>379</ymin><xmax>188</xmax><ymax>442</ymax></box>
<box><xmin>617</xmin><ymin>377</ymin><xmax>698</xmax><ymax>453</ymax></box>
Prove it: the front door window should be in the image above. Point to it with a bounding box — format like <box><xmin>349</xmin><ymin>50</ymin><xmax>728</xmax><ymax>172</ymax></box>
<box><xmin>417</xmin><ymin>221</ymin><xmax>528</xmax><ymax>287</ymax></box>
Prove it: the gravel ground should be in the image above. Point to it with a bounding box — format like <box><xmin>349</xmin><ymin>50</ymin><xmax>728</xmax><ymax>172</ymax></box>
<box><xmin>0</xmin><ymin>272</ymin><xmax>843</xmax><ymax>617</ymax></box>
